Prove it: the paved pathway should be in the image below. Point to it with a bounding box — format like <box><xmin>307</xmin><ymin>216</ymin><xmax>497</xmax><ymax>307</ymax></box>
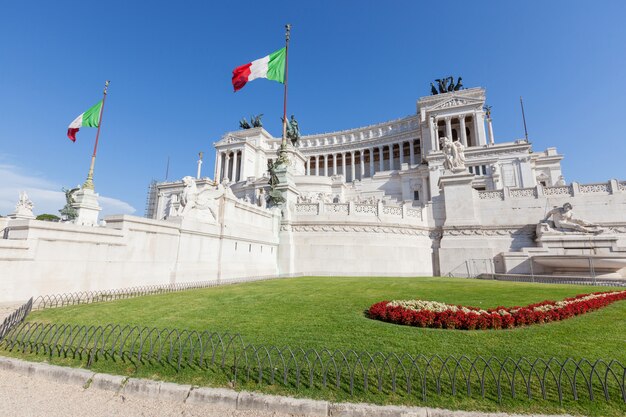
<box><xmin>0</xmin><ymin>366</ymin><xmax>297</xmax><ymax>417</ymax></box>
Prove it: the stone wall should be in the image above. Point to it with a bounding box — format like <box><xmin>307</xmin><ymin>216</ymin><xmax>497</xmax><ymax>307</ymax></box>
<box><xmin>0</xmin><ymin>194</ymin><xmax>281</xmax><ymax>302</ymax></box>
<box><xmin>436</xmin><ymin>179</ymin><xmax>626</xmax><ymax>276</ymax></box>
<box><xmin>282</xmin><ymin>201</ymin><xmax>433</xmax><ymax>277</ymax></box>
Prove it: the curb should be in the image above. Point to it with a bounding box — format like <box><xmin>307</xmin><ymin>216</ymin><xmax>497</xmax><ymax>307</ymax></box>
<box><xmin>0</xmin><ymin>357</ymin><xmax>575</xmax><ymax>417</ymax></box>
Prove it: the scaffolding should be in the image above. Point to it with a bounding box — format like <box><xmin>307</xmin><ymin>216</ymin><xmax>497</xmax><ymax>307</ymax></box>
<box><xmin>144</xmin><ymin>180</ymin><xmax>158</xmax><ymax>219</ymax></box>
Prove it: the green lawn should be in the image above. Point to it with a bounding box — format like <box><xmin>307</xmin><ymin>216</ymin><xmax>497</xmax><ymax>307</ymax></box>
<box><xmin>4</xmin><ymin>276</ymin><xmax>626</xmax><ymax>416</ymax></box>
<box><xmin>24</xmin><ymin>276</ymin><xmax>626</xmax><ymax>359</ymax></box>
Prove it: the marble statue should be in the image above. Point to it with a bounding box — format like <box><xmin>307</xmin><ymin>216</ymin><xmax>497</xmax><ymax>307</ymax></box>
<box><xmin>541</xmin><ymin>202</ymin><xmax>602</xmax><ymax>234</ymax></box>
<box><xmin>440</xmin><ymin>136</ymin><xmax>466</xmax><ymax>172</ymax></box>
<box><xmin>10</xmin><ymin>191</ymin><xmax>35</xmax><ymax>219</ymax></box>
<box><xmin>555</xmin><ymin>175</ymin><xmax>566</xmax><ymax>186</ymax></box>
<box><xmin>177</xmin><ymin>176</ymin><xmax>223</xmax><ymax>222</ymax></box>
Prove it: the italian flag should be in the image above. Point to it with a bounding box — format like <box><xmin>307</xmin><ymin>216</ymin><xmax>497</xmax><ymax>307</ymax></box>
<box><xmin>232</xmin><ymin>47</ymin><xmax>286</xmax><ymax>92</ymax></box>
<box><xmin>67</xmin><ymin>100</ymin><xmax>103</xmax><ymax>142</ymax></box>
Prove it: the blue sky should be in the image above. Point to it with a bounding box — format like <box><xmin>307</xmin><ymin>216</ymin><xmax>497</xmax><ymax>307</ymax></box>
<box><xmin>1</xmin><ymin>1</ymin><xmax>625</xmax><ymax>216</ymax></box>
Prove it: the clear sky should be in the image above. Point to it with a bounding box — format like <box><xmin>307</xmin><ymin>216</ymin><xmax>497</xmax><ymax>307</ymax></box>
<box><xmin>1</xmin><ymin>0</ymin><xmax>625</xmax><ymax>216</ymax></box>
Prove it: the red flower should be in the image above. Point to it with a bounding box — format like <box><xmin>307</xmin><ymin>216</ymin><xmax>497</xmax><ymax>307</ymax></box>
<box><xmin>367</xmin><ymin>291</ymin><xmax>626</xmax><ymax>330</ymax></box>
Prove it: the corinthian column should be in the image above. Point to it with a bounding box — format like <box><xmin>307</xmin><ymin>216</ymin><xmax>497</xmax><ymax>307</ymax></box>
<box><xmin>350</xmin><ymin>151</ymin><xmax>356</xmax><ymax>181</ymax></box>
<box><xmin>225</xmin><ymin>152</ymin><xmax>231</xmax><ymax>181</ymax></box>
<box><xmin>215</xmin><ymin>151</ymin><xmax>222</xmax><ymax>182</ymax></box>
<box><xmin>459</xmin><ymin>115</ymin><xmax>468</xmax><ymax>147</ymax></box>
<box><xmin>445</xmin><ymin>117</ymin><xmax>452</xmax><ymax>140</ymax></box>
<box><xmin>333</xmin><ymin>154</ymin><xmax>337</xmax><ymax>175</ymax></box>
<box><xmin>379</xmin><ymin>146</ymin><xmax>384</xmax><ymax>171</ymax></box>
<box><xmin>232</xmin><ymin>150</ymin><xmax>238</xmax><ymax>182</ymax></box>
<box><xmin>360</xmin><ymin>150</ymin><xmax>365</xmax><ymax>178</ymax></box>
<box><xmin>369</xmin><ymin>147</ymin><xmax>375</xmax><ymax>176</ymax></box>
<box><xmin>324</xmin><ymin>154</ymin><xmax>329</xmax><ymax>176</ymax></box>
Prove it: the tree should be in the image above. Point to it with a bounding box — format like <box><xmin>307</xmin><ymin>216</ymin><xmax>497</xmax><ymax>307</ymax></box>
<box><xmin>36</xmin><ymin>214</ymin><xmax>60</xmax><ymax>222</ymax></box>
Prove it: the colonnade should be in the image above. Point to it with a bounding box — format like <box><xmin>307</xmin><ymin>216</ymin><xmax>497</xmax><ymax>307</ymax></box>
<box><xmin>215</xmin><ymin>149</ymin><xmax>242</xmax><ymax>183</ymax></box>
<box><xmin>304</xmin><ymin>139</ymin><xmax>420</xmax><ymax>182</ymax></box>
<box><xmin>429</xmin><ymin>114</ymin><xmax>481</xmax><ymax>150</ymax></box>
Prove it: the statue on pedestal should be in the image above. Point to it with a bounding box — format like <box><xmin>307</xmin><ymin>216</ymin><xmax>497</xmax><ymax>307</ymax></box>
<box><xmin>239</xmin><ymin>118</ymin><xmax>251</xmax><ymax>129</ymax></box>
<box><xmin>541</xmin><ymin>203</ymin><xmax>602</xmax><ymax>234</ymax></box>
<box><xmin>282</xmin><ymin>115</ymin><xmax>301</xmax><ymax>146</ymax></box>
<box><xmin>266</xmin><ymin>160</ymin><xmax>286</xmax><ymax>205</ymax></box>
<box><xmin>432</xmin><ymin>76</ymin><xmax>463</xmax><ymax>94</ymax></box>
<box><xmin>10</xmin><ymin>191</ymin><xmax>35</xmax><ymax>219</ymax></box>
<box><xmin>59</xmin><ymin>187</ymin><xmax>79</xmax><ymax>221</ymax></box>
<box><xmin>239</xmin><ymin>114</ymin><xmax>263</xmax><ymax>129</ymax></box>
<box><xmin>440</xmin><ymin>136</ymin><xmax>466</xmax><ymax>172</ymax></box>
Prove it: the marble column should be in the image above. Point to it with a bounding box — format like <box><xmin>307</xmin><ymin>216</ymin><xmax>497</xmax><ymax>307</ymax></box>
<box><xmin>232</xmin><ymin>151</ymin><xmax>238</xmax><ymax>182</ymax></box>
<box><xmin>350</xmin><ymin>151</ymin><xmax>356</xmax><ymax>181</ymax></box>
<box><xmin>360</xmin><ymin>150</ymin><xmax>365</xmax><ymax>178</ymax></box>
<box><xmin>315</xmin><ymin>155</ymin><xmax>320</xmax><ymax>176</ymax></box>
<box><xmin>215</xmin><ymin>151</ymin><xmax>223</xmax><ymax>182</ymax></box>
<box><xmin>324</xmin><ymin>154</ymin><xmax>329</xmax><ymax>176</ymax></box>
<box><xmin>369</xmin><ymin>148</ymin><xmax>375</xmax><ymax>176</ymax></box>
<box><xmin>341</xmin><ymin>153</ymin><xmax>346</xmax><ymax>180</ymax></box>
<box><xmin>333</xmin><ymin>154</ymin><xmax>337</xmax><ymax>176</ymax></box>
<box><xmin>225</xmin><ymin>152</ymin><xmax>231</xmax><ymax>181</ymax></box>
<box><xmin>389</xmin><ymin>144</ymin><xmax>394</xmax><ymax>170</ymax></box>
<box><xmin>473</xmin><ymin>112</ymin><xmax>487</xmax><ymax>146</ymax></box>
<box><xmin>409</xmin><ymin>141</ymin><xmax>415</xmax><ymax>165</ymax></box>
<box><xmin>430</xmin><ymin>117</ymin><xmax>439</xmax><ymax>151</ymax></box>
<box><xmin>445</xmin><ymin>117</ymin><xmax>452</xmax><ymax>140</ymax></box>
<box><xmin>459</xmin><ymin>115</ymin><xmax>468</xmax><ymax>147</ymax></box>
<box><xmin>306</xmin><ymin>157</ymin><xmax>311</xmax><ymax>175</ymax></box>
<box><xmin>379</xmin><ymin>146</ymin><xmax>384</xmax><ymax>171</ymax></box>
<box><xmin>487</xmin><ymin>118</ymin><xmax>495</xmax><ymax>145</ymax></box>
<box><xmin>399</xmin><ymin>142</ymin><xmax>404</xmax><ymax>166</ymax></box>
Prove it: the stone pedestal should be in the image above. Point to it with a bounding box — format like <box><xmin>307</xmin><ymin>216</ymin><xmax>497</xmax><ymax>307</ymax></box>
<box><xmin>273</xmin><ymin>144</ymin><xmax>306</xmax><ymax>276</ymax></box>
<box><xmin>9</xmin><ymin>206</ymin><xmax>35</xmax><ymax>220</ymax></box>
<box><xmin>438</xmin><ymin>171</ymin><xmax>478</xmax><ymax>226</ymax></box>
<box><xmin>437</xmin><ymin>171</ymin><xmax>494</xmax><ymax>276</ymax></box>
<box><xmin>71</xmin><ymin>188</ymin><xmax>102</xmax><ymax>226</ymax></box>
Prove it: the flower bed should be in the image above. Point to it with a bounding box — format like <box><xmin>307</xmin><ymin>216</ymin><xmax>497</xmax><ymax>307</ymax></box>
<box><xmin>367</xmin><ymin>290</ymin><xmax>626</xmax><ymax>330</ymax></box>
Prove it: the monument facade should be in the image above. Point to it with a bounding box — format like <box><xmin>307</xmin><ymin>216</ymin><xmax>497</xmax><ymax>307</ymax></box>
<box><xmin>1</xmin><ymin>84</ymin><xmax>625</xmax><ymax>302</ymax></box>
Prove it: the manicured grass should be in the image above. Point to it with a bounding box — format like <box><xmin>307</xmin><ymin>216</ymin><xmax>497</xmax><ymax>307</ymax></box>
<box><xmin>25</xmin><ymin>276</ymin><xmax>626</xmax><ymax>360</ymax></box>
<box><xmin>5</xmin><ymin>277</ymin><xmax>626</xmax><ymax>416</ymax></box>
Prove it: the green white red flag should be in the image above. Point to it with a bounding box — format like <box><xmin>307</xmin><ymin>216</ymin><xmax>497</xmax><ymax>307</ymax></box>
<box><xmin>67</xmin><ymin>100</ymin><xmax>103</xmax><ymax>142</ymax></box>
<box><xmin>232</xmin><ymin>47</ymin><xmax>286</xmax><ymax>92</ymax></box>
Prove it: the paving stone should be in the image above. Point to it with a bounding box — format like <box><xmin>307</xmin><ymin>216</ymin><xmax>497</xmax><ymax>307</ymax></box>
<box><xmin>238</xmin><ymin>391</ymin><xmax>329</xmax><ymax>416</ymax></box>
<box><xmin>186</xmin><ymin>386</ymin><xmax>238</xmax><ymax>408</ymax></box>
<box><xmin>90</xmin><ymin>373</ymin><xmax>126</xmax><ymax>392</ymax></box>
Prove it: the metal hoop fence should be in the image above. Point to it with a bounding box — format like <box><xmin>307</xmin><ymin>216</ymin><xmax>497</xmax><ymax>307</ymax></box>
<box><xmin>486</xmin><ymin>274</ymin><xmax>626</xmax><ymax>287</ymax></box>
<box><xmin>0</xmin><ymin>298</ymin><xmax>32</xmax><ymax>341</ymax></box>
<box><xmin>1</xmin><ymin>321</ymin><xmax>624</xmax><ymax>406</ymax></box>
<box><xmin>31</xmin><ymin>275</ymin><xmax>293</xmax><ymax>310</ymax></box>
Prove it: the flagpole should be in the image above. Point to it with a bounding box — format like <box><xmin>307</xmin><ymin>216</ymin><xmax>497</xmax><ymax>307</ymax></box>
<box><xmin>83</xmin><ymin>80</ymin><xmax>110</xmax><ymax>190</ymax></box>
<box><xmin>520</xmin><ymin>96</ymin><xmax>528</xmax><ymax>142</ymax></box>
<box><xmin>281</xmin><ymin>24</ymin><xmax>291</xmax><ymax>149</ymax></box>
